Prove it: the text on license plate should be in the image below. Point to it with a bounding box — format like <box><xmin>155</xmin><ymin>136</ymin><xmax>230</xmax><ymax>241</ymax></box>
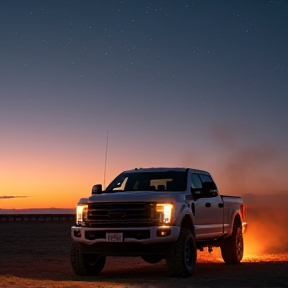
<box><xmin>106</xmin><ymin>232</ymin><xmax>123</xmax><ymax>242</ymax></box>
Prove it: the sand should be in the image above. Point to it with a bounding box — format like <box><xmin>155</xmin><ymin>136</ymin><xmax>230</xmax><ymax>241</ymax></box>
<box><xmin>0</xmin><ymin>217</ymin><xmax>288</xmax><ymax>288</ymax></box>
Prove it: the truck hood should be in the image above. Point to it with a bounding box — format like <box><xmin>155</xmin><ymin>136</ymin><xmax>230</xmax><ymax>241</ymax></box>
<box><xmin>80</xmin><ymin>191</ymin><xmax>187</xmax><ymax>204</ymax></box>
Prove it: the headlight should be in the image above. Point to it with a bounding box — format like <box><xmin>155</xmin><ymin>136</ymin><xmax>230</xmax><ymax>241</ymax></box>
<box><xmin>156</xmin><ymin>203</ymin><xmax>174</xmax><ymax>224</ymax></box>
<box><xmin>76</xmin><ymin>204</ymin><xmax>88</xmax><ymax>224</ymax></box>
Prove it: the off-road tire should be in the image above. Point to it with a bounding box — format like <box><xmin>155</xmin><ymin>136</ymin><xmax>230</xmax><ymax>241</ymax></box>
<box><xmin>166</xmin><ymin>228</ymin><xmax>197</xmax><ymax>277</ymax></box>
<box><xmin>70</xmin><ymin>241</ymin><xmax>106</xmax><ymax>276</ymax></box>
<box><xmin>220</xmin><ymin>226</ymin><xmax>243</xmax><ymax>264</ymax></box>
<box><xmin>141</xmin><ymin>255</ymin><xmax>163</xmax><ymax>264</ymax></box>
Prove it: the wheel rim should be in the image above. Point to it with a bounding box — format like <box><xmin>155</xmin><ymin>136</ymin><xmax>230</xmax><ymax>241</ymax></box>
<box><xmin>236</xmin><ymin>230</ymin><xmax>244</xmax><ymax>260</ymax></box>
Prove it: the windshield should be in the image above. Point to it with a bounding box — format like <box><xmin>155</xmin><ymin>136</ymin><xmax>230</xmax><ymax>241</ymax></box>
<box><xmin>105</xmin><ymin>171</ymin><xmax>187</xmax><ymax>192</ymax></box>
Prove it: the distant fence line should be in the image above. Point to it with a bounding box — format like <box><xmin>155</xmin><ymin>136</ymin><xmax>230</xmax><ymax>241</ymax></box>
<box><xmin>0</xmin><ymin>214</ymin><xmax>75</xmax><ymax>222</ymax></box>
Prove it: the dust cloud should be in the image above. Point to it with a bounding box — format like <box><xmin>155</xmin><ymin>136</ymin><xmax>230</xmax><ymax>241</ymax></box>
<box><xmin>243</xmin><ymin>196</ymin><xmax>288</xmax><ymax>256</ymax></box>
<box><xmin>181</xmin><ymin>125</ymin><xmax>288</xmax><ymax>259</ymax></box>
<box><xmin>209</xmin><ymin>125</ymin><xmax>288</xmax><ymax>195</ymax></box>
<box><xmin>209</xmin><ymin>125</ymin><xmax>288</xmax><ymax>257</ymax></box>
<box><xmin>196</xmin><ymin>196</ymin><xmax>288</xmax><ymax>262</ymax></box>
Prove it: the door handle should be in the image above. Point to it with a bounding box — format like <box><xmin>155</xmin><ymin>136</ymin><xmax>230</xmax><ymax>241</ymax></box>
<box><xmin>218</xmin><ymin>203</ymin><xmax>224</xmax><ymax>208</ymax></box>
<box><xmin>205</xmin><ymin>203</ymin><xmax>211</xmax><ymax>207</ymax></box>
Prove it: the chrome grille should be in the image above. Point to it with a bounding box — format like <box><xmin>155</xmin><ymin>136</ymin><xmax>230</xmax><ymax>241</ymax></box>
<box><xmin>85</xmin><ymin>202</ymin><xmax>155</xmax><ymax>227</ymax></box>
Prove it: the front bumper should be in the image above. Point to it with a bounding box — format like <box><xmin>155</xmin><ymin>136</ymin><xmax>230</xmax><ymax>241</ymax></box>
<box><xmin>71</xmin><ymin>225</ymin><xmax>180</xmax><ymax>246</ymax></box>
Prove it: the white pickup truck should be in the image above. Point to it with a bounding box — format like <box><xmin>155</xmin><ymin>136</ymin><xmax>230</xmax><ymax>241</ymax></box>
<box><xmin>71</xmin><ymin>167</ymin><xmax>247</xmax><ymax>277</ymax></box>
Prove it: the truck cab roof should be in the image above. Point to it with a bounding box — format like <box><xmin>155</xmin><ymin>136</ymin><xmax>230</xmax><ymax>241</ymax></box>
<box><xmin>124</xmin><ymin>167</ymin><xmax>211</xmax><ymax>175</ymax></box>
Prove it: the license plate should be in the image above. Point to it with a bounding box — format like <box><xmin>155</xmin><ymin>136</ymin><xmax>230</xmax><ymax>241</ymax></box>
<box><xmin>106</xmin><ymin>232</ymin><xmax>123</xmax><ymax>242</ymax></box>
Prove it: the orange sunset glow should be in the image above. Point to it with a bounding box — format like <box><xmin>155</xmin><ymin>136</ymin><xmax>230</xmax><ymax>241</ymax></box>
<box><xmin>1</xmin><ymin>137</ymin><xmax>288</xmax><ymax>209</ymax></box>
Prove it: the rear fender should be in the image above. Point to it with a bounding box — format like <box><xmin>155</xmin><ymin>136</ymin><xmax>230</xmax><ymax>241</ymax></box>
<box><xmin>227</xmin><ymin>209</ymin><xmax>244</xmax><ymax>236</ymax></box>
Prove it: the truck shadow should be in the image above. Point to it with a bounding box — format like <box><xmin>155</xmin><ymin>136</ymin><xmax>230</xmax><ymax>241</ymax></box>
<box><xmin>1</xmin><ymin>259</ymin><xmax>288</xmax><ymax>287</ymax></box>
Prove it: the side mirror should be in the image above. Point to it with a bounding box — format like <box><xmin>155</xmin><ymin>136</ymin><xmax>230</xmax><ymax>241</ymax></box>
<box><xmin>202</xmin><ymin>182</ymin><xmax>218</xmax><ymax>197</ymax></box>
<box><xmin>92</xmin><ymin>184</ymin><xmax>102</xmax><ymax>195</ymax></box>
<box><xmin>208</xmin><ymin>189</ymin><xmax>218</xmax><ymax>196</ymax></box>
<box><xmin>191</xmin><ymin>188</ymin><xmax>202</xmax><ymax>200</ymax></box>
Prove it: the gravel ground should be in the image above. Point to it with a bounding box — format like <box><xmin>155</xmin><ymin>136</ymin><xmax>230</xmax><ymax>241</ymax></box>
<box><xmin>0</xmin><ymin>220</ymin><xmax>288</xmax><ymax>288</ymax></box>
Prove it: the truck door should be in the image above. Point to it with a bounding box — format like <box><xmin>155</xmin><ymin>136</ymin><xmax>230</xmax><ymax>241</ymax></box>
<box><xmin>191</xmin><ymin>173</ymin><xmax>224</xmax><ymax>239</ymax></box>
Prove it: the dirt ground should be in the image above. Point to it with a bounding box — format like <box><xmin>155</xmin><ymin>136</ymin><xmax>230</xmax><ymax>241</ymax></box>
<box><xmin>1</xmin><ymin>216</ymin><xmax>288</xmax><ymax>288</ymax></box>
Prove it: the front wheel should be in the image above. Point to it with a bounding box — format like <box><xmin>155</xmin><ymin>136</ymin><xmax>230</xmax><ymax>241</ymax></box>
<box><xmin>166</xmin><ymin>228</ymin><xmax>197</xmax><ymax>277</ymax></box>
<box><xmin>70</xmin><ymin>241</ymin><xmax>106</xmax><ymax>275</ymax></box>
<box><xmin>220</xmin><ymin>226</ymin><xmax>243</xmax><ymax>264</ymax></box>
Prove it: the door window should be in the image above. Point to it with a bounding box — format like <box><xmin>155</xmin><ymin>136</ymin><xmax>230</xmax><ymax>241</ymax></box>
<box><xmin>191</xmin><ymin>173</ymin><xmax>202</xmax><ymax>189</ymax></box>
<box><xmin>191</xmin><ymin>173</ymin><xmax>203</xmax><ymax>198</ymax></box>
<box><xmin>199</xmin><ymin>174</ymin><xmax>218</xmax><ymax>197</ymax></box>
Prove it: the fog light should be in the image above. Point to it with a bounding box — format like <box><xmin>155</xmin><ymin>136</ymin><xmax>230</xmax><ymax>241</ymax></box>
<box><xmin>157</xmin><ymin>228</ymin><xmax>171</xmax><ymax>237</ymax></box>
<box><xmin>74</xmin><ymin>230</ymin><xmax>81</xmax><ymax>238</ymax></box>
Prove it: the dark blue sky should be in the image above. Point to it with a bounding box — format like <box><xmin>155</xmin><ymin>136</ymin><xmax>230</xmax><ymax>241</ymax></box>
<box><xmin>1</xmin><ymin>0</ymin><xmax>288</xmax><ymax>208</ymax></box>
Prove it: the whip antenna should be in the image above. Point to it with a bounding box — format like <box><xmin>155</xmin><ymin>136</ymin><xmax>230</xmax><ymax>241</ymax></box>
<box><xmin>103</xmin><ymin>130</ymin><xmax>109</xmax><ymax>189</ymax></box>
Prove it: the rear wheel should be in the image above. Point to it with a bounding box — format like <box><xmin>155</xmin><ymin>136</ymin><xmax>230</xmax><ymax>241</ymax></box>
<box><xmin>220</xmin><ymin>226</ymin><xmax>243</xmax><ymax>264</ymax></box>
<box><xmin>166</xmin><ymin>228</ymin><xmax>197</xmax><ymax>277</ymax></box>
<box><xmin>70</xmin><ymin>241</ymin><xmax>106</xmax><ymax>275</ymax></box>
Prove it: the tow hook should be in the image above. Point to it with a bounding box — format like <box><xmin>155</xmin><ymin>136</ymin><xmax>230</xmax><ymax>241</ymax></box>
<box><xmin>208</xmin><ymin>246</ymin><xmax>213</xmax><ymax>253</ymax></box>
